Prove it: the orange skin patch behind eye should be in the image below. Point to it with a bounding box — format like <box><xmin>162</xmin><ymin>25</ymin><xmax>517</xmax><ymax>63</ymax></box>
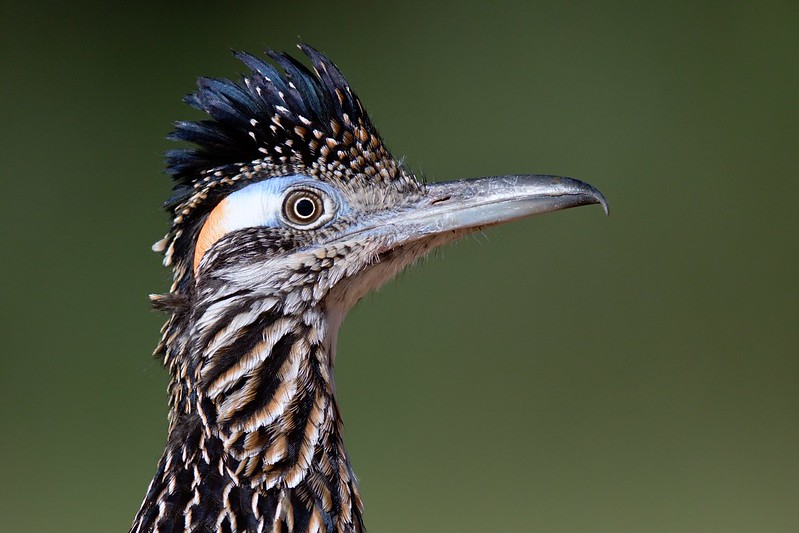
<box><xmin>194</xmin><ymin>197</ymin><xmax>230</xmax><ymax>275</ymax></box>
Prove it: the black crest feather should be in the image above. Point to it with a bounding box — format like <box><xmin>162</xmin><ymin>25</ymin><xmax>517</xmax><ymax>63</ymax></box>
<box><xmin>164</xmin><ymin>44</ymin><xmax>376</xmax><ymax>209</ymax></box>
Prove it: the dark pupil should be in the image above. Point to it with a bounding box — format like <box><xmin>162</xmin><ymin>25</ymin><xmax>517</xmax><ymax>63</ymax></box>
<box><xmin>295</xmin><ymin>198</ymin><xmax>315</xmax><ymax>218</ymax></box>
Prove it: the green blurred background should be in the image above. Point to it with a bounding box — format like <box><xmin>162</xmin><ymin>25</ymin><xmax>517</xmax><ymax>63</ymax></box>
<box><xmin>2</xmin><ymin>1</ymin><xmax>797</xmax><ymax>531</ymax></box>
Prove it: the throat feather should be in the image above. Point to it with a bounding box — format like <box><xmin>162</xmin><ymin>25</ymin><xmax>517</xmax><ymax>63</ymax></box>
<box><xmin>133</xmin><ymin>302</ymin><xmax>363</xmax><ymax>532</ymax></box>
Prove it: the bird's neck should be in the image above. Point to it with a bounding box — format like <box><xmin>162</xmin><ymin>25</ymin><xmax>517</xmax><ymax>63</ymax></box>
<box><xmin>133</xmin><ymin>301</ymin><xmax>364</xmax><ymax>532</ymax></box>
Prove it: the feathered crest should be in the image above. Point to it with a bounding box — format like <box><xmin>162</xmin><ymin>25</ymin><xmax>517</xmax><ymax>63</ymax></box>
<box><xmin>164</xmin><ymin>44</ymin><xmax>385</xmax><ymax>210</ymax></box>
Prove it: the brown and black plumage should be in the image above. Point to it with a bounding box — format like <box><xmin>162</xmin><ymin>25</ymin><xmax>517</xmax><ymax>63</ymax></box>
<box><xmin>132</xmin><ymin>44</ymin><xmax>607</xmax><ymax>533</ymax></box>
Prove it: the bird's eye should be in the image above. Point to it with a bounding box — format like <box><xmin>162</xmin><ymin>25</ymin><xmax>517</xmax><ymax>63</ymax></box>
<box><xmin>282</xmin><ymin>189</ymin><xmax>327</xmax><ymax>228</ymax></box>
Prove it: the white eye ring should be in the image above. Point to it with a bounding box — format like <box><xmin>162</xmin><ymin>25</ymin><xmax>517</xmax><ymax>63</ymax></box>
<box><xmin>281</xmin><ymin>188</ymin><xmax>335</xmax><ymax>229</ymax></box>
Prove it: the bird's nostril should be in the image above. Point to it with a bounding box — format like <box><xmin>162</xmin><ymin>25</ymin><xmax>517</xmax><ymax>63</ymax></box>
<box><xmin>431</xmin><ymin>195</ymin><xmax>451</xmax><ymax>205</ymax></box>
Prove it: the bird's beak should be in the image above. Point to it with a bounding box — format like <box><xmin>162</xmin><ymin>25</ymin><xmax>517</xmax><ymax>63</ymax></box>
<box><xmin>345</xmin><ymin>174</ymin><xmax>608</xmax><ymax>251</ymax></box>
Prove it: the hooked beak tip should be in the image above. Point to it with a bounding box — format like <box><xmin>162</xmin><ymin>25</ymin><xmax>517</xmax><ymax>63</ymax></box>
<box><xmin>594</xmin><ymin>189</ymin><xmax>610</xmax><ymax>216</ymax></box>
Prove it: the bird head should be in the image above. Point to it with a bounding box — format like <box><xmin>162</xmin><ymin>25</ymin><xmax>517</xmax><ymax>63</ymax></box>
<box><xmin>154</xmin><ymin>44</ymin><xmax>606</xmax><ymax>333</ymax></box>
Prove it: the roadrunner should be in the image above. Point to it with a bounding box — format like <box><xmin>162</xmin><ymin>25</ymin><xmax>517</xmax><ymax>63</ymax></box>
<box><xmin>132</xmin><ymin>45</ymin><xmax>607</xmax><ymax>532</ymax></box>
